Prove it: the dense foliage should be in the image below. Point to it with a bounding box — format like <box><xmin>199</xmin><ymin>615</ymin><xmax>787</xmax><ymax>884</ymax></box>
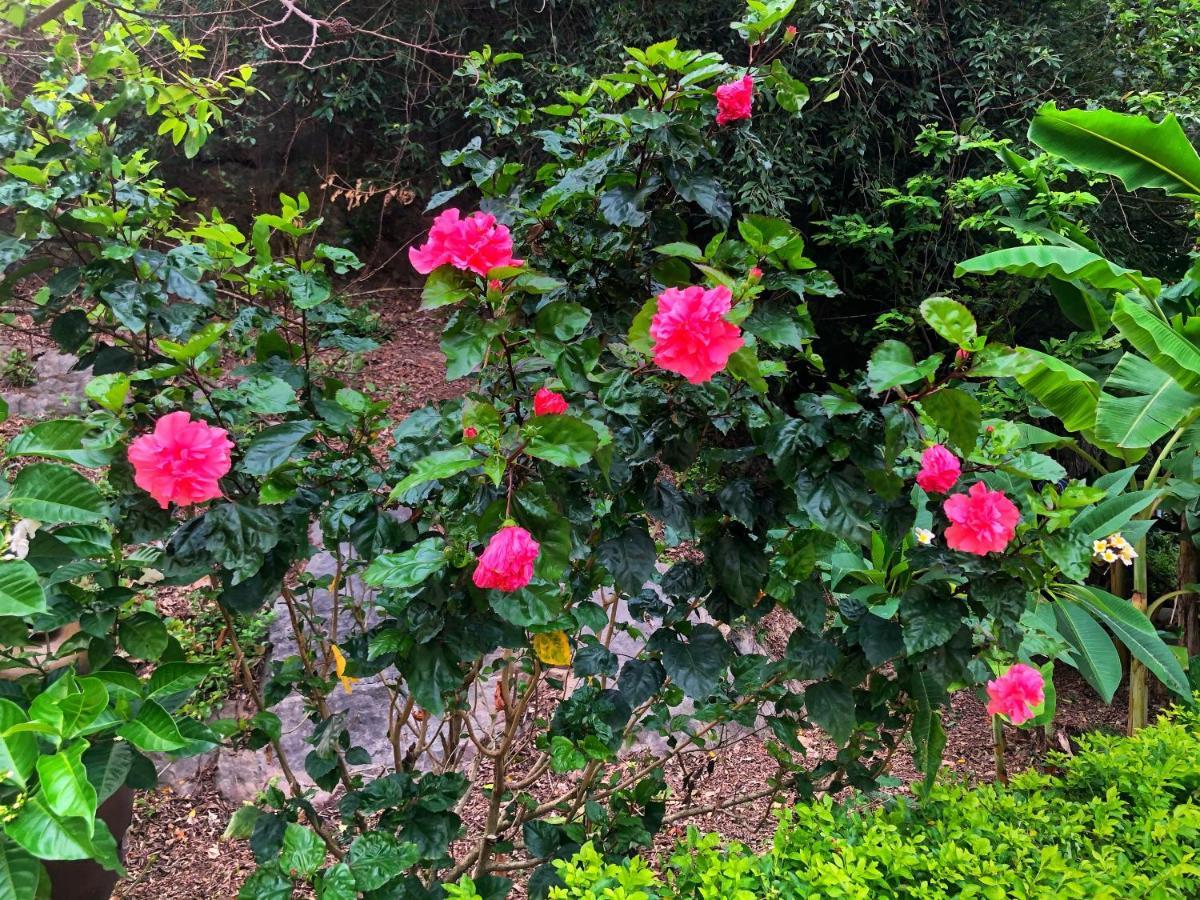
<box><xmin>540</xmin><ymin>702</ymin><xmax>1200</xmax><ymax>898</ymax></box>
<box><xmin>0</xmin><ymin>0</ymin><xmax>1199</xmax><ymax>898</ymax></box>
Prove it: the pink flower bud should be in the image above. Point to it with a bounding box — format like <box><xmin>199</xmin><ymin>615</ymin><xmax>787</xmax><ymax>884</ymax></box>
<box><xmin>715</xmin><ymin>75</ymin><xmax>754</xmax><ymax>125</ymax></box>
<box><xmin>749</xmin><ymin>267</ymin><xmax>763</xmax><ymax>281</ymax></box>
<box><xmin>986</xmin><ymin>663</ymin><xmax>1044</xmax><ymax>725</ymax></box>
<box><xmin>915</xmin><ymin>444</ymin><xmax>960</xmax><ymax>494</ymax></box>
<box><xmin>464</xmin><ymin>426</ymin><xmax>478</xmax><ymax>440</ymax></box>
<box><xmin>944</xmin><ymin>482</ymin><xmax>1020</xmax><ymax>555</ymax></box>
<box><xmin>409</xmin><ymin>208</ymin><xmax>523</xmax><ymax>276</ymax></box>
<box><xmin>128</xmin><ymin>412</ymin><xmax>233</xmax><ymax>509</ymax></box>
<box><xmin>650</xmin><ymin>285</ymin><xmax>744</xmax><ymax>384</ymax></box>
<box><xmin>488</xmin><ymin>279</ymin><xmax>503</xmax><ymax>292</ymax></box>
<box><xmin>473</xmin><ymin>525</ymin><xmax>540</xmax><ymax>592</ymax></box>
<box><xmin>533</xmin><ymin>387</ymin><xmax>568</xmax><ymax>416</ymax></box>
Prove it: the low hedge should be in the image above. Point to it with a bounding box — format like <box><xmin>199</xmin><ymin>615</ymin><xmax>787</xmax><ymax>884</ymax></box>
<box><xmin>549</xmin><ymin>705</ymin><xmax>1200</xmax><ymax>898</ymax></box>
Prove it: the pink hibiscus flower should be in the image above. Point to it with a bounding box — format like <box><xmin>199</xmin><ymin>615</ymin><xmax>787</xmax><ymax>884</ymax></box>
<box><xmin>986</xmin><ymin>663</ymin><xmax>1045</xmax><ymax>725</ymax></box>
<box><xmin>473</xmin><ymin>525</ymin><xmax>540</xmax><ymax>592</ymax></box>
<box><xmin>943</xmin><ymin>482</ymin><xmax>1020</xmax><ymax>555</ymax></box>
<box><xmin>533</xmin><ymin>388</ymin><xmax>568</xmax><ymax>416</ymax></box>
<box><xmin>715</xmin><ymin>75</ymin><xmax>754</xmax><ymax>125</ymax></box>
<box><xmin>649</xmin><ymin>284</ymin><xmax>745</xmax><ymax>384</ymax></box>
<box><xmin>408</xmin><ymin>208</ymin><xmax>523</xmax><ymax>277</ymax></box>
<box><xmin>916</xmin><ymin>444</ymin><xmax>961</xmax><ymax>494</ymax></box>
<box><xmin>128</xmin><ymin>411</ymin><xmax>233</xmax><ymax>509</ymax></box>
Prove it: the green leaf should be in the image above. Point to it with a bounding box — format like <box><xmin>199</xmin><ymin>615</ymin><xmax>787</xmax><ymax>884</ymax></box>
<box><xmin>117</xmin><ymin>699</ymin><xmax>187</xmax><ymax>752</ymax></box>
<box><xmin>286</xmin><ymin>269</ymin><xmax>332</xmax><ymax>310</ymax></box>
<box><xmin>652</xmin><ymin>242</ymin><xmax>704</xmax><ymax>261</ymax></box>
<box><xmin>660</xmin><ymin>625</ymin><xmax>729</xmax><ymax>699</ymax></box>
<box><xmin>0</xmin><ymin>699</ymin><xmax>37</xmax><ymax>789</ymax></box>
<box><xmin>348</xmin><ymin>833</ymin><xmax>420</xmax><ymax>892</ymax></box>
<box><xmin>901</xmin><ymin>589</ymin><xmax>961</xmax><ymax>655</ymax></box>
<box><xmin>1052</xmin><ymin>601</ymin><xmax>1122</xmax><ymax>703</ymax></box>
<box><xmin>522</xmin><ymin>415</ymin><xmax>598</xmax><ymax>468</ymax></box>
<box><xmin>6</xmin><ymin>795</ymin><xmax>117</xmax><ymax>867</ymax></box>
<box><xmin>0</xmin><ymin>561</ymin><xmax>45</xmax><ymax>617</ymax></box>
<box><xmin>156</xmin><ymin>323</ymin><xmax>227</xmax><ymax>363</ymax></box>
<box><xmin>627</xmin><ymin>298</ymin><xmax>657</xmax><ymax>354</ymax></box>
<box><xmin>441</xmin><ymin>311</ymin><xmax>497</xmax><ymax>381</ymax></box>
<box><xmin>281</xmin><ymin>823</ymin><xmax>325</xmax><ymax>879</ymax></box>
<box><xmin>6</xmin><ymin>420</ymin><xmax>112</xmax><ymax>467</ymax></box>
<box><xmin>82</xmin><ymin>741</ymin><xmax>133</xmax><ymax>804</ymax></box>
<box><xmin>1029</xmin><ymin>103</ymin><xmax>1200</xmax><ymax>199</ymax></box>
<box><xmin>805</xmin><ymin>680</ymin><xmax>855</xmax><ymax>745</ymax></box>
<box><xmin>769</xmin><ymin>59</ymin><xmax>810</xmax><ymax>115</ymax></box>
<box><xmin>1095</xmin><ymin>353</ymin><xmax>1194</xmax><ymax>450</ymax></box>
<box><xmin>726</xmin><ymin>345</ymin><xmax>767</xmax><ymax>394</ymax></box>
<box><xmin>523</xmin><ymin>820</ymin><xmax>563</xmax><ymax>860</ymax></box>
<box><xmin>36</xmin><ymin>743</ymin><xmax>96</xmax><ymax>822</ymax></box>
<box><xmin>0</xmin><ymin>838</ymin><xmax>41</xmax><ymax>900</ymax></box>
<box><xmin>237</xmin><ymin>865</ymin><xmax>292</xmax><ymax>900</ymax></box>
<box><xmin>490</xmin><ymin>584</ymin><xmax>561</xmax><ymax>627</ymax></box>
<box><xmin>147</xmin><ymin>662</ymin><xmax>211</xmax><ymax>700</ymax></box>
<box><xmin>59</xmin><ymin>678</ymin><xmax>109</xmax><ymax>738</ymax></box>
<box><xmin>910</xmin><ymin>671</ymin><xmax>946</xmax><ymax>796</ymax></box>
<box><xmin>317</xmin><ymin>863</ymin><xmax>357</xmax><ymax>900</ymax></box>
<box><xmin>1070</xmin><ymin>489</ymin><xmax>1159</xmax><ymax>540</ymax></box>
<box><xmin>617</xmin><ymin>659</ymin><xmax>665</xmax><ymax>708</ymax></box>
<box><xmin>420</xmin><ymin>267</ymin><xmax>471</xmax><ymax>310</ymax></box>
<box><xmin>119</xmin><ymin>611</ymin><xmax>169</xmax><ymax>661</ymax></box>
<box><xmin>535</xmin><ymin>302</ymin><xmax>592</xmax><ymax>341</ymax></box>
<box><xmin>84</xmin><ymin>374</ymin><xmax>130</xmax><ymax>414</ymax></box>
<box><xmin>866</xmin><ymin>341</ymin><xmax>940</xmax><ymax>392</ymax></box>
<box><xmin>955</xmin><ymin>246</ymin><xmax>1160</xmax><ymax>298</ymax></box>
<box><xmin>363</xmin><ymin>539</ymin><xmax>447</xmax><ymax>589</ymax></box>
<box><xmin>597</xmin><ymin>523</ymin><xmax>656</xmax><ymax>595</ymax></box>
<box><xmin>1001</xmin><ymin>451</ymin><xmax>1067</xmax><ymax>482</ymax></box>
<box><xmin>1111</xmin><ymin>296</ymin><xmax>1200</xmax><ymax>394</ymax></box>
<box><xmin>242</xmin><ymin>421</ymin><xmax>315</xmax><ymax>476</ymax></box>
<box><xmin>1015</xmin><ymin>351</ymin><xmax>1100</xmax><ymax>434</ymax></box>
<box><xmin>7</xmin><ymin>463</ymin><xmax>107</xmax><ymax>524</ymax></box>
<box><xmin>405</xmin><ymin>642</ymin><xmax>459</xmax><ymax>717</ymax></box>
<box><xmin>388</xmin><ymin>447</ymin><xmax>478</xmax><ymax>501</ymax></box>
<box><xmin>920</xmin><ymin>388</ymin><xmax>981</xmax><ymax>454</ymax></box>
<box><xmin>1059</xmin><ymin>584</ymin><xmax>1188</xmax><ymax>695</ymax></box>
<box><xmin>919</xmin><ymin>297</ymin><xmax>977</xmax><ymax>347</ymax></box>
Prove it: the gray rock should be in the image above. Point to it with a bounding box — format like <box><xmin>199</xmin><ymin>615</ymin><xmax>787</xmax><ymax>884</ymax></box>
<box><xmin>1</xmin><ymin>350</ymin><xmax>92</xmax><ymax>417</ymax></box>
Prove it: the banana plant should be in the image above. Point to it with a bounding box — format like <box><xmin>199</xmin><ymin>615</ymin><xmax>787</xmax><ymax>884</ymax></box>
<box><xmin>956</xmin><ymin>103</ymin><xmax>1200</xmax><ymax>730</ymax></box>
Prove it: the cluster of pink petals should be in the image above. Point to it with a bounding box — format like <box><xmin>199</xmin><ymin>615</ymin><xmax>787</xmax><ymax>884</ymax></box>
<box><xmin>916</xmin><ymin>444</ymin><xmax>961</xmax><ymax>494</ymax></box>
<box><xmin>533</xmin><ymin>388</ymin><xmax>568</xmax><ymax>416</ymax></box>
<box><xmin>943</xmin><ymin>482</ymin><xmax>1020</xmax><ymax>555</ymax></box>
<box><xmin>473</xmin><ymin>525</ymin><xmax>540</xmax><ymax>592</ymax></box>
<box><xmin>650</xmin><ymin>284</ymin><xmax>744</xmax><ymax>384</ymax></box>
<box><xmin>986</xmin><ymin>663</ymin><xmax>1045</xmax><ymax>725</ymax></box>
<box><xmin>408</xmin><ymin>208</ymin><xmax>523</xmax><ymax>277</ymax></box>
<box><xmin>128</xmin><ymin>411</ymin><xmax>233</xmax><ymax>509</ymax></box>
<box><xmin>715</xmin><ymin>75</ymin><xmax>754</xmax><ymax>125</ymax></box>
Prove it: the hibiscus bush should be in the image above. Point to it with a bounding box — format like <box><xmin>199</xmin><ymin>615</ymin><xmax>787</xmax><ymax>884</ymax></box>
<box><xmin>0</xmin><ymin>2</ymin><xmax>1190</xmax><ymax>898</ymax></box>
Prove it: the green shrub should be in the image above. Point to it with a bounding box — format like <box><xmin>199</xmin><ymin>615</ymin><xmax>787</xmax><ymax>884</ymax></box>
<box><xmin>550</xmin><ymin>705</ymin><xmax>1200</xmax><ymax>898</ymax></box>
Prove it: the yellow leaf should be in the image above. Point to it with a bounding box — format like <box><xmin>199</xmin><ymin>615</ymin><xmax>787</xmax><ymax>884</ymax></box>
<box><xmin>531</xmin><ymin>631</ymin><xmax>572</xmax><ymax>667</ymax></box>
<box><xmin>331</xmin><ymin>643</ymin><xmax>358</xmax><ymax>694</ymax></box>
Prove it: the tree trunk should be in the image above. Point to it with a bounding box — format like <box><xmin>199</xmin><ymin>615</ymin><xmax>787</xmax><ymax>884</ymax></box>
<box><xmin>1178</xmin><ymin>515</ymin><xmax>1200</xmax><ymax>658</ymax></box>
